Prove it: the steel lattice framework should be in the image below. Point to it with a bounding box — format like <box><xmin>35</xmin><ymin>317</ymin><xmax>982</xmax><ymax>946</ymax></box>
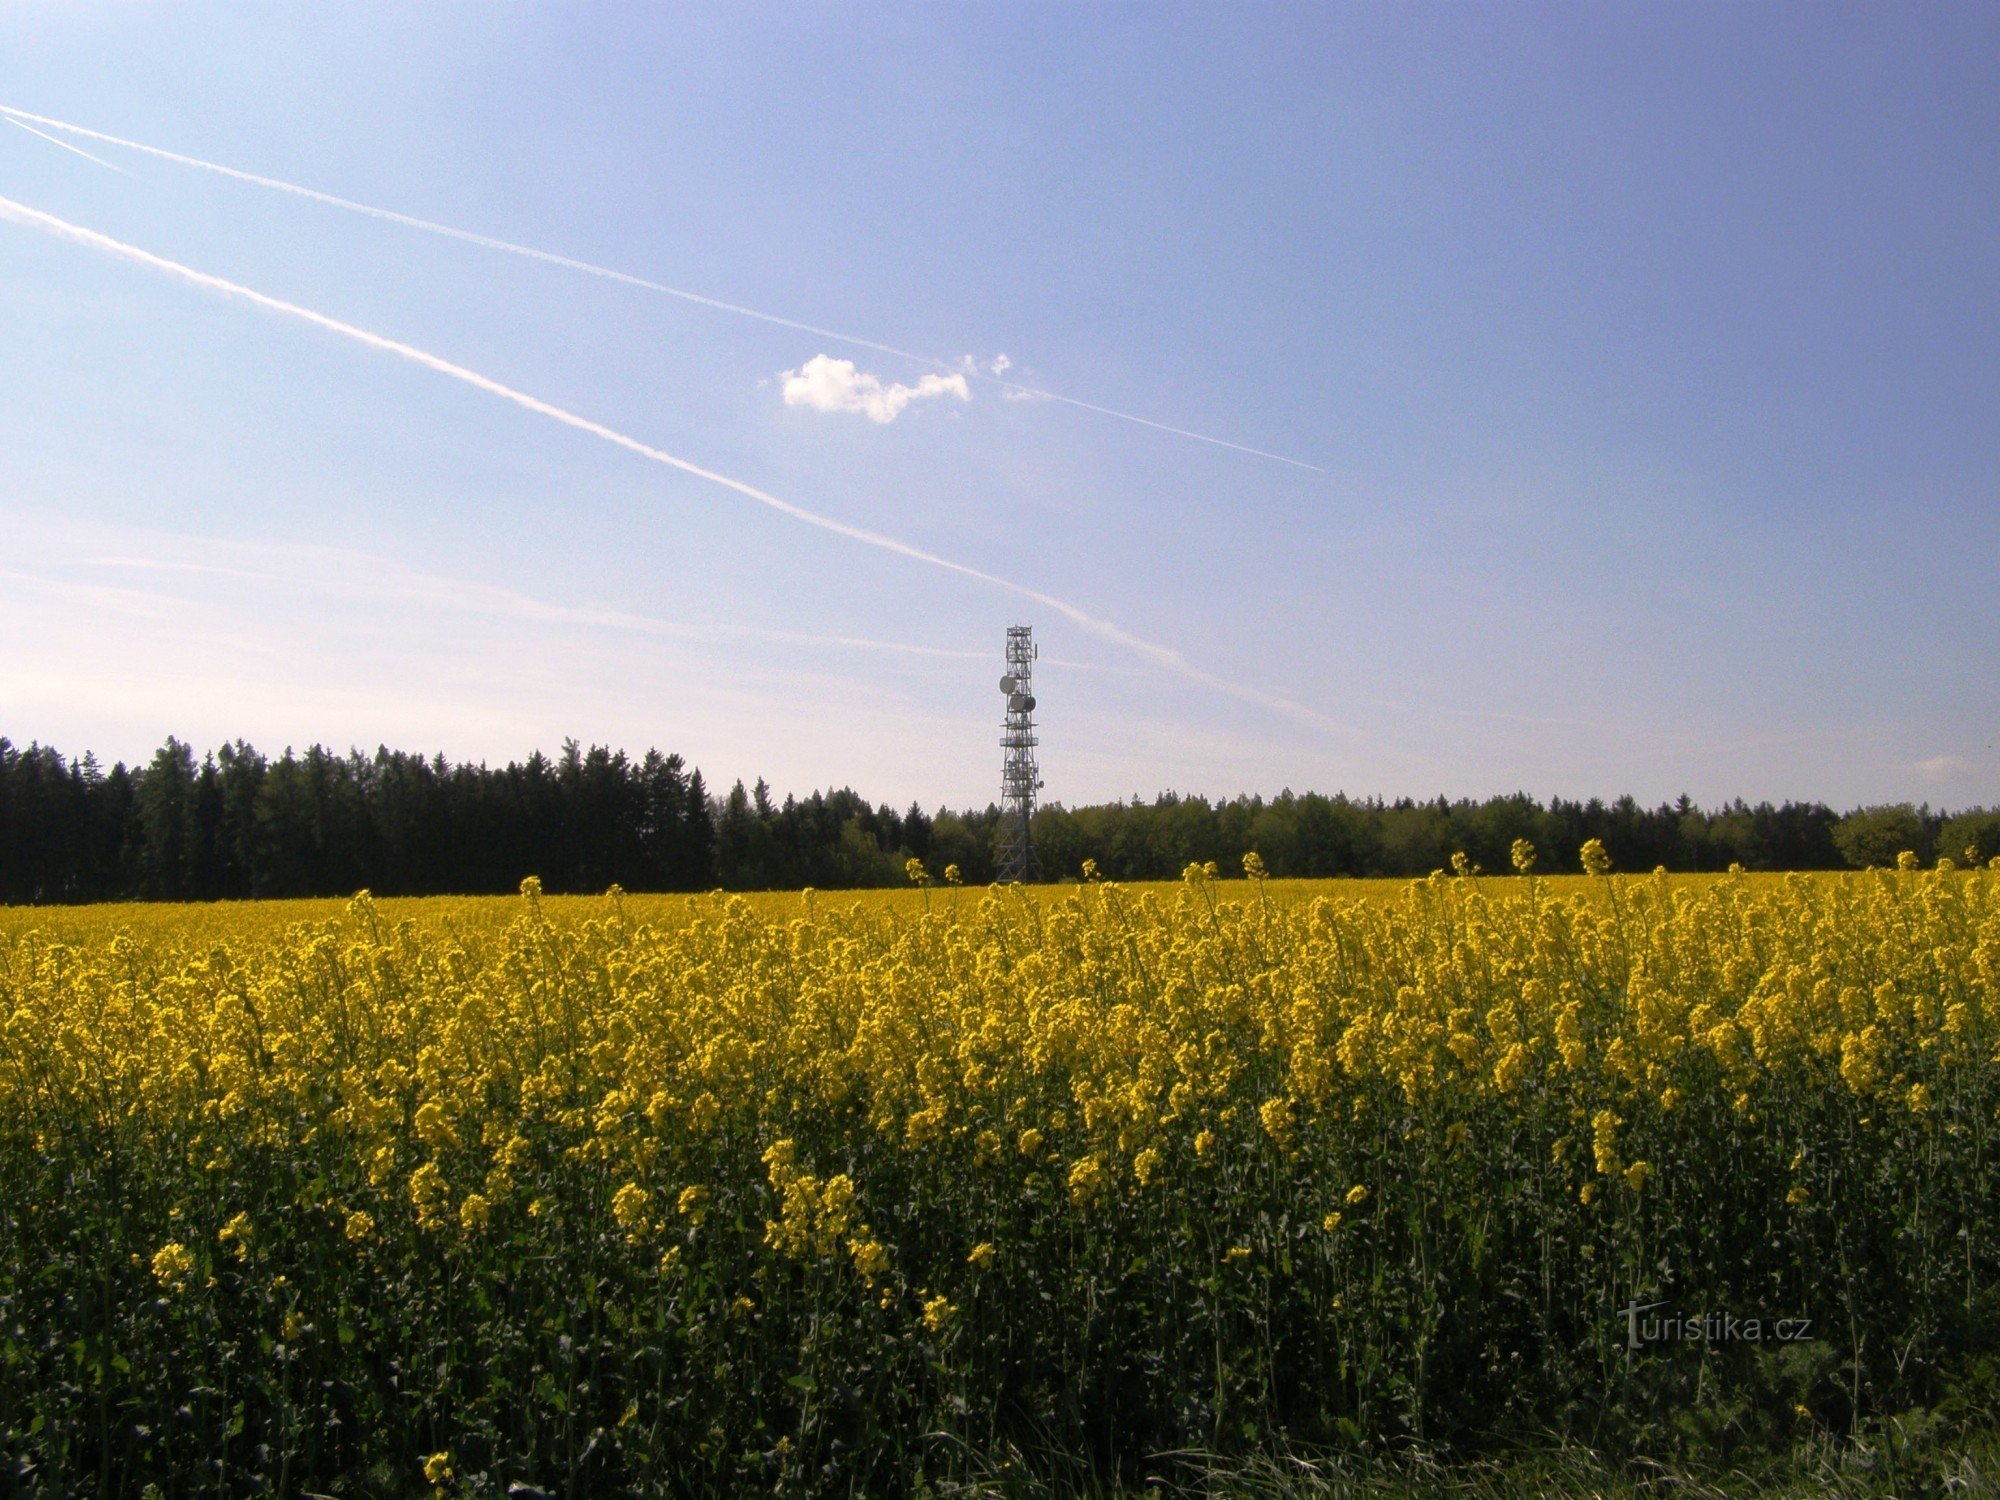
<box><xmin>996</xmin><ymin>625</ymin><xmax>1042</xmax><ymax>882</ymax></box>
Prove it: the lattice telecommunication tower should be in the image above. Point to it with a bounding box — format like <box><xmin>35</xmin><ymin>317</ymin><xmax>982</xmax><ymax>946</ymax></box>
<box><xmin>996</xmin><ymin>624</ymin><xmax>1042</xmax><ymax>881</ymax></box>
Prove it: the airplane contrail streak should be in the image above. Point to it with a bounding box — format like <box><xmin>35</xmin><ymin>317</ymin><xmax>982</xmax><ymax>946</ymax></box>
<box><xmin>0</xmin><ymin>103</ymin><xmax>1324</xmax><ymax>473</ymax></box>
<box><xmin>0</xmin><ymin>192</ymin><xmax>1343</xmax><ymax>733</ymax></box>
<box><xmin>4</xmin><ymin>114</ymin><xmax>125</xmax><ymax>172</ymax></box>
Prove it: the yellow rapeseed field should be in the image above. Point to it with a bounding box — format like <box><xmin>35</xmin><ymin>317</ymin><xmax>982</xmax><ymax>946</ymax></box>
<box><xmin>3</xmin><ymin>847</ymin><xmax>1997</xmax><ymax>1492</ymax></box>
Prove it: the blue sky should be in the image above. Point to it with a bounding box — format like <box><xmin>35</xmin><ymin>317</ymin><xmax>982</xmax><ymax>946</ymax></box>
<box><xmin>1</xmin><ymin>3</ymin><xmax>1994</xmax><ymax>811</ymax></box>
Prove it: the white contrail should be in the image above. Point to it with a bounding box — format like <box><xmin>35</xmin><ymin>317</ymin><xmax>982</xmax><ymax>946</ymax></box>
<box><xmin>0</xmin><ymin>102</ymin><xmax>1324</xmax><ymax>474</ymax></box>
<box><xmin>0</xmin><ymin>192</ymin><xmax>1342</xmax><ymax>733</ymax></box>
<box><xmin>3</xmin><ymin>114</ymin><xmax>125</xmax><ymax>173</ymax></box>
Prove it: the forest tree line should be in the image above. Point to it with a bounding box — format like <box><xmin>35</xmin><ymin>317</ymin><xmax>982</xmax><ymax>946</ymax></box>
<box><xmin>0</xmin><ymin>735</ymin><xmax>1995</xmax><ymax>904</ymax></box>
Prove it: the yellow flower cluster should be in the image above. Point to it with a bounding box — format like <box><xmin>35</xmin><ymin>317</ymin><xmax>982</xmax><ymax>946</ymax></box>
<box><xmin>3</xmin><ymin>857</ymin><xmax>1995</xmax><ymax>1477</ymax></box>
<box><xmin>150</xmin><ymin>1241</ymin><xmax>194</xmax><ymax>1292</ymax></box>
<box><xmin>5</xmin><ymin>869</ymin><xmax>1994</xmax><ymax>1217</ymax></box>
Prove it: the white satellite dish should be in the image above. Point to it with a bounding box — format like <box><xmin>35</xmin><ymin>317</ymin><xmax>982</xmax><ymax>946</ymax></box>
<box><xmin>999</xmin><ymin>675</ymin><xmax>1018</xmax><ymax>693</ymax></box>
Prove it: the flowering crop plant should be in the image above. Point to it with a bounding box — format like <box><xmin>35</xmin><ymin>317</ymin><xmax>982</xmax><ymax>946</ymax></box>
<box><xmin>3</xmin><ymin>852</ymin><xmax>1999</xmax><ymax>1492</ymax></box>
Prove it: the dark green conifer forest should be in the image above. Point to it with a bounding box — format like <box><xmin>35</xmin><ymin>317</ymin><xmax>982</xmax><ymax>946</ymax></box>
<box><xmin>1</xmin><ymin>735</ymin><xmax>1993</xmax><ymax>903</ymax></box>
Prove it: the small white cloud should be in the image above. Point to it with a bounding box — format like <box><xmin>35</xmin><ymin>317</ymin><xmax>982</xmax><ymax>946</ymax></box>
<box><xmin>1914</xmin><ymin>754</ymin><xmax>1974</xmax><ymax>781</ymax></box>
<box><xmin>780</xmin><ymin>354</ymin><xmax>970</xmax><ymax>424</ymax></box>
<box><xmin>1001</xmin><ymin>385</ymin><xmax>1050</xmax><ymax>402</ymax></box>
<box><xmin>989</xmin><ymin>354</ymin><xmax>1012</xmax><ymax>376</ymax></box>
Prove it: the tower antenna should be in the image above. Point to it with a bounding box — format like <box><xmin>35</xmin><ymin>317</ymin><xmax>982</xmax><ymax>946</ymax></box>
<box><xmin>996</xmin><ymin>625</ymin><xmax>1042</xmax><ymax>881</ymax></box>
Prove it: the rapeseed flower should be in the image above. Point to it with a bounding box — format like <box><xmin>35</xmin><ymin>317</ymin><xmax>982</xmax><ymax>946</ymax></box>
<box><xmin>921</xmin><ymin>1293</ymin><xmax>957</xmax><ymax>1332</ymax></box>
<box><xmin>151</xmin><ymin>1242</ymin><xmax>194</xmax><ymax>1292</ymax></box>
<box><xmin>9</xmin><ymin>847</ymin><xmax>1996</xmax><ymax>1484</ymax></box>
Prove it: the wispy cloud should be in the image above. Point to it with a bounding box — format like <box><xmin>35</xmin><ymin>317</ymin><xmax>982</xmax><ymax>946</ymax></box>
<box><xmin>15</xmin><ymin>508</ymin><xmax>1134</xmax><ymax>676</ymax></box>
<box><xmin>85</xmin><ymin>549</ymin><xmax>992</xmax><ymax>662</ymax></box>
<box><xmin>2</xmin><ymin>508</ymin><xmax>991</xmax><ymax>664</ymax></box>
<box><xmin>781</xmin><ymin>354</ymin><xmax>969</xmax><ymax>424</ymax></box>
<box><xmin>0</xmin><ymin>103</ymin><xmax>1323</xmax><ymax>472</ymax></box>
<box><xmin>0</xmin><ymin>565</ymin><xmax>183</xmax><ymax>618</ymax></box>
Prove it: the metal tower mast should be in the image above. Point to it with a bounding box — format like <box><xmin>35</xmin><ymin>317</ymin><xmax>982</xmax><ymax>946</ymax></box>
<box><xmin>996</xmin><ymin>625</ymin><xmax>1042</xmax><ymax>881</ymax></box>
